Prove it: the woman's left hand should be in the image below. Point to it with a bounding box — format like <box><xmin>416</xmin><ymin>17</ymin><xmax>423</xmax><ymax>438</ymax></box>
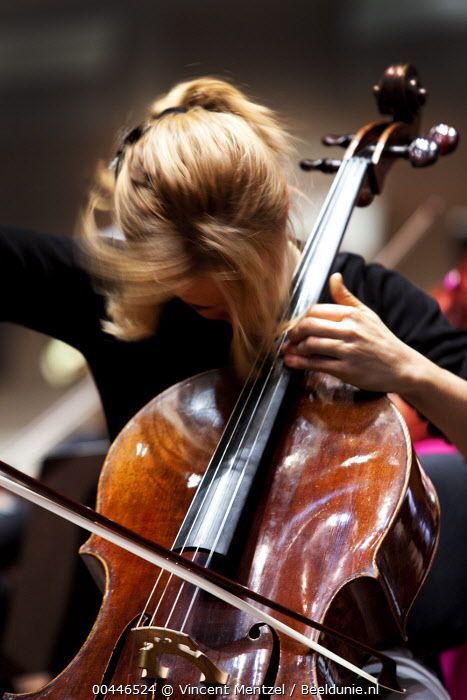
<box><xmin>282</xmin><ymin>273</ymin><xmax>417</xmax><ymax>393</ymax></box>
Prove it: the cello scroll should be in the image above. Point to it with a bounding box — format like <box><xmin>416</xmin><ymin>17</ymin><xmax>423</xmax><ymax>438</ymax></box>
<box><xmin>301</xmin><ymin>63</ymin><xmax>458</xmax><ymax>203</ymax></box>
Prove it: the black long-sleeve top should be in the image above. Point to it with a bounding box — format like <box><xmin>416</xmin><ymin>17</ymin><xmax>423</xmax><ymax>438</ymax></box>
<box><xmin>1</xmin><ymin>225</ymin><xmax>466</xmax><ymax>440</ymax></box>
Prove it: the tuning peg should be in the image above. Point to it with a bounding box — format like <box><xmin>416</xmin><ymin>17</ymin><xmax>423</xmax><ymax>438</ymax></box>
<box><xmin>427</xmin><ymin>124</ymin><xmax>459</xmax><ymax>155</ymax></box>
<box><xmin>407</xmin><ymin>137</ymin><xmax>439</xmax><ymax>167</ymax></box>
<box><xmin>322</xmin><ymin>134</ymin><xmax>353</xmax><ymax>148</ymax></box>
<box><xmin>299</xmin><ymin>158</ymin><xmax>341</xmax><ymax>173</ymax></box>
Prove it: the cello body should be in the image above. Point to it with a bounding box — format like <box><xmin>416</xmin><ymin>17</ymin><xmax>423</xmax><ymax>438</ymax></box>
<box><xmin>4</xmin><ymin>369</ymin><xmax>439</xmax><ymax>699</ymax></box>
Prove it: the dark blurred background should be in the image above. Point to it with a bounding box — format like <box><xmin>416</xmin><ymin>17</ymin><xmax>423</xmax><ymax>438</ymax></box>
<box><xmin>0</xmin><ymin>0</ymin><xmax>466</xmax><ymax>461</ymax></box>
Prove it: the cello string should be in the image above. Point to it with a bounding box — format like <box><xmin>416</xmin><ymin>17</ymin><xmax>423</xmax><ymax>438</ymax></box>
<box><xmin>148</xmin><ymin>317</ymin><xmax>283</xmax><ymax>628</ymax></box>
<box><xmin>158</xmin><ymin>339</ymin><xmax>286</xmax><ymax>628</ymax></box>
<box><xmin>141</xmin><ymin>161</ymin><xmax>353</xmax><ymax>630</ymax></box>
<box><xmin>138</xmin><ymin>314</ymin><xmax>280</xmax><ymax>626</ymax></box>
<box><xmin>144</xmin><ymin>160</ymin><xmax>356</xmax><ymax>630</ymax></box>
<box><xmin>135</xmin><ymin>568</ymin><xmax>171</xmax><ymax>627</ymax></box>
<box><xmin>165</xmin><ymin>163</ymin><xmax>358</xmax><ymax>632</ymax></box>
<box><xmin>140</xmin><ymin>161</ymin><xmax>357</xmax><ymax>630</ymax></box>
<box><xmin>139</xmin><ymin>304</ymin><xmax>284</xmax><ymax>627</ymax></box>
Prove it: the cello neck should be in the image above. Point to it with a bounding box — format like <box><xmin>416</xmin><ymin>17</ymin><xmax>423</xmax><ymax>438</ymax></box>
<box><xmin>289</xmin><ymin>156</ymin><xmax>368</xmax><ymax>317</ymax></box>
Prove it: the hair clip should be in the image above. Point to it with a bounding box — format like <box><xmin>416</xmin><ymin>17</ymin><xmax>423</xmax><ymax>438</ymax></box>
<box><xmin>109</xmin><ymin>125</ymin><xmax>147</xmax><ymax>177</ymax></box>
<box><xmin>155</xmin><ymin>106</ymin><xmax>188</xmax><ymax>119</ymax></box>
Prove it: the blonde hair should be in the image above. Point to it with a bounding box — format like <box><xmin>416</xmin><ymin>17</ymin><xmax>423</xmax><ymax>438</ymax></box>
<box><xmin>82</xmin><ymin>77</ymin><xmax>298</xmax><ymax>378</ymax></box>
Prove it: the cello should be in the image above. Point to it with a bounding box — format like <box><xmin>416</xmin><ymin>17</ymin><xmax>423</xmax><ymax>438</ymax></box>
<box><xmin>0</xmin><ymin>64</ymin><xmax>458</xmax><ymax>698</ymax></box>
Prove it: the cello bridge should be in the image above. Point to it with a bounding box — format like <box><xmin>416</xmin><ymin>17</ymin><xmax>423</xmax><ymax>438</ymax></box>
<box><xmin>131</xmin><ymin>626</ymin><xmax>229</xmax><ymax>684</ymax></box>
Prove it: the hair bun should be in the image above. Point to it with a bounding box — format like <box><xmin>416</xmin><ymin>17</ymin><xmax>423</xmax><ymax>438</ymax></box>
<box><xmin>179</xmin><ymin>79</ymin><xmax>236</xmax><ymax>113</ymax></box>
<box><xmin>150</xmin><ymin>78</ymin><xmax>240</xmax><ymax>116</ymax></box>
<box><xmin>149</xmin><ymin>77</ymin><xmax>291</xmax><ymax>159</ymax></box>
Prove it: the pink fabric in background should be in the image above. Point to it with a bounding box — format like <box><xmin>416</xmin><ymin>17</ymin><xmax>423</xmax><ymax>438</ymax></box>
<box><xmin>414</xmin><ymin>438</ymin><xmax>458</xmax><ymax>455</ymax></box>
<box><xmin>440</xmin><ymin>644</ymin><xmax>467</xmax><ymax>699</ymax></box>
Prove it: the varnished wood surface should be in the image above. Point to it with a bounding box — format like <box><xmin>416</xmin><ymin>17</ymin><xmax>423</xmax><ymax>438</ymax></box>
<box><xmin>3</xmin><ymin>370</ymin><xmax>439</xmax><ymax>699</ymax></box>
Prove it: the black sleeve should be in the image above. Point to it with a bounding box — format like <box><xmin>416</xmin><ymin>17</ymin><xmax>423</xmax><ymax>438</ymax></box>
<box><xmin>0</xmin><ymin>225</ymin><xmax>104</xmax><ymax>354</ymax></box>
<box><xmin>331</xmin><ymin>253</ymin><xmax>467</xmax><ymax>436</ymax></box>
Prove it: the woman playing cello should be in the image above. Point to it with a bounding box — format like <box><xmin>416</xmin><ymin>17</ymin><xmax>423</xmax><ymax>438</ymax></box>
<box><xmin>1</xmin><ymin>76</ymin><xmax>467</xmax><ymax>697</ymax></box>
